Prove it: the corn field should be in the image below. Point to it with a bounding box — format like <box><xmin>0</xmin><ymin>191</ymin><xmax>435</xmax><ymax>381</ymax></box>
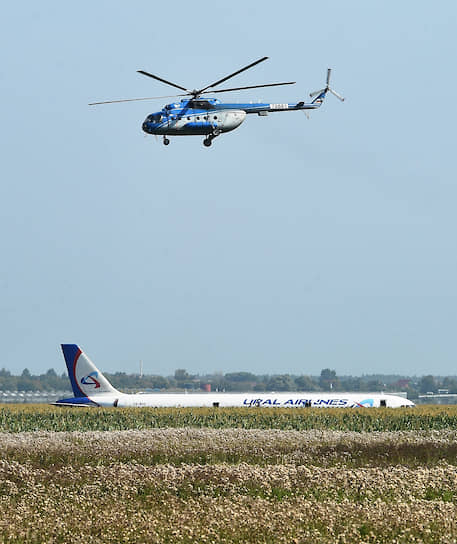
<box><xmin>1</xmin><ymin>404</ymin><xmax>457</xmax><ymax>433</ymax></box>
<box><xmin>1</xmin><ymin>405</ymin><xmax>457</xmax><ymax>542</ymax></box>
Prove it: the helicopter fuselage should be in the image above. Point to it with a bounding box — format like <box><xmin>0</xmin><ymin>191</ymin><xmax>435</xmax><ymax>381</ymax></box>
<box><xmin>143</xmin><ymin>107</ymin><xmax>246</xmax><ymax>136</ymax></box>
<box><xmin>141</xmin><ymin>97</ymin><xmax>321</xmax><ymax>137</ymax></box>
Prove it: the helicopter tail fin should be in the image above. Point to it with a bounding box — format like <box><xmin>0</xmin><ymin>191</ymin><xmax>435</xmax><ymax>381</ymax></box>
<box><xmin>310</xmin><ymin>90</ymin><xmax>327</xmax><ymax>105</ymax></box>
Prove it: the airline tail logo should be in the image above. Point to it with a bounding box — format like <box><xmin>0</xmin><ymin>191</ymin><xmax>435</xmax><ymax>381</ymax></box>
<box><xmin>81</xmin><ymin>372</ymin><xmax>101</xmax><ymax>389</ymax></box>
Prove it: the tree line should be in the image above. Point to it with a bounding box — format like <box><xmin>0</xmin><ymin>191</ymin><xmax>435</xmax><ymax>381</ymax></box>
<box><xmin>1</xmin><ymin>367</ymin><xmax>456</xmax><ymax>399</ymax></box>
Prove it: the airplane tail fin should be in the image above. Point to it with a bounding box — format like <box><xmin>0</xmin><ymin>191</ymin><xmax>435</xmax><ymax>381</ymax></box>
<box><xmin>61</xmin><ymin>344</ymin><xmax>120</xmax><ymax>398</ymax></box>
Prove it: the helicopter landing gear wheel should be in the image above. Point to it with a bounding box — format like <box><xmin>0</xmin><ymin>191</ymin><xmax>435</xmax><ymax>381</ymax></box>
<box><xmin>203</xmin><ymin>132</ymin><xmax>219</xmax><ymax>147</ymax></box>
<box><xmin>163</xmin><ymin>137</ymin><xmax>170</xmax><ymax>146</ymax></box>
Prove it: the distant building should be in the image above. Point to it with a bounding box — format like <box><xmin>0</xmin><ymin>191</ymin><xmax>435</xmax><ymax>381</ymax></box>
<box><xmin>0</xmin><ymin>391</ymin><xmax>72</xmax><ymax>404</ymax></box>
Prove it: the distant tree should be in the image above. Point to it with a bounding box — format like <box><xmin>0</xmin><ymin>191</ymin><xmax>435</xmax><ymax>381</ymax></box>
<box><xmin>419</xmin><ymin>375</ymin><xmax>437</xmax><ymax>394</ymax></box>
<box><xmin>106</xmin><ymin>372</ymin><xmax>172</xmax><ymax>392</ymax></box>
<box><xmin>174</xmin><ymin>369</ymin><xmax>190</xmax><ymax>382</ymax></box>
<box><xmin>210</xmin><ymin>375</ymin><xmax>232</xmax><ymax>392</ymax></box>
<box><xmin>405</xmin><ymin>383</ymin><xmax>419</xmax><ymax>400</ymax></box>
<box><xmin>225</xmin><ymin>372</ymin><xmax>257</xmax><ymax>383</ymax></box>
<box><xmin>366</xmin><ymin>379</ymin><xmax>385</xmax><ymax>391</ymax></box>
<box><xmin>40</xmin><ymin>368</ymin><xmax>67</xmax><ymax>390</ymax></box>
<box><xmin>17</xmin><ymin>378</ymin><xmax>36</xmax><ymax>391</ymax></box>
<box><xmin>442</xmin><ymin>377</ymin><xmax>457</xmax><ymax>394</ymax></box>
<box><xmin>265</xmin><ymin>375</ymin><xmax>295</xmax><ymax>391</ymax></box>
<box><xmin>294</xmin><ymin>375</ymin><xmax>317</xmax><ymax>391</ymax></box>
<box><xmin>339</xmin><ymin>377</ymin><xmax>366</xmax><ymax>391</ymax></box>
<box><xmin>21</xmin><ymin>368</ymin><xmax>31</xmax><ymax>378</ymax></box>
<box><xmin>149</xmin><ymin>376</ymin><xmax>169</xmax><ymax>389</ymax></box>
<box><xmin>319</xmin><ymin>369</ymin><xmax>339</xmax><ymax>391</ymax></box>
<box><xmin>253</xmin><ymin>382</ymin><xmax>266</xmax><ymax>392</ymax></box>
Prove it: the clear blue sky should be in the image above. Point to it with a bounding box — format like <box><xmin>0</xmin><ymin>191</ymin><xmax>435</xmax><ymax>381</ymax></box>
<box><xmin>1</xmin><ymin>1</ymin><xmax>456</xmax><ymax>376</ymax></box>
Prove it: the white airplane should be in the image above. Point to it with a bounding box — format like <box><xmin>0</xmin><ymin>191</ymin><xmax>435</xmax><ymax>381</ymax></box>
<box><xmin>54</xmin><ymin>344</ymin><xmax>415</xmax><ymax>408</ymax></box>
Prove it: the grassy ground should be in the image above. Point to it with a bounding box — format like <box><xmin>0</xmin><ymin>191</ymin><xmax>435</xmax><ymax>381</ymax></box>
<box><xmin>1</xmin><ymin>405</ymin><xmax>457</xmax><ymax>542</ymax></box>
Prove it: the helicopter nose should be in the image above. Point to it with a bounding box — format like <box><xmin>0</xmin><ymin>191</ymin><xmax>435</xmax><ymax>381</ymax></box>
<box><xmin>142</xmin><ymin>121</ymin><xmax>149</xmax><ymax>133</ymax></box>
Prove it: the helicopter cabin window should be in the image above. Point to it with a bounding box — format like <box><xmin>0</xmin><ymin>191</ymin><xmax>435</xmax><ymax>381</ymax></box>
<box><xmin>196</xmin><ymin>116</ymin><xmax>200</xmax><ymax>120</ymax></box>
<box><xmin>213</xmin><ymin>116</ymin><xmax>218</xmax><ymax>120</ymax></box>
<box><xmin>187</xmin><ymin>117</ymin><xmax>191</xmax><ymax>120</ymax></box>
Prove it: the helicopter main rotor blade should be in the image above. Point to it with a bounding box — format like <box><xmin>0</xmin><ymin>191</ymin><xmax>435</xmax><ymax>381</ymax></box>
<box><xmin>200</xmin><ymin>81</ymin><xmax>296</xmax><ymax>95</ymax></box>
<box><xmin>88</xmin><ymin>93</ymin><xmax>186</xmax><ymax>106</ymax></box>
<box><xmin>137</xmin><ymin>70</ymin><xmax>191</xmax><ymax>93</ymax></box>
<box><xmin>197</xmin><ymin>56</ymin><xmax>269</xmax><ymax>94</ymax></box>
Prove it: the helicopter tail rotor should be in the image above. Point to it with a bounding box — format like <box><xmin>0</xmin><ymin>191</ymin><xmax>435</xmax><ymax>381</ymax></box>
<box><xmin>309</xmin><ymin>68</ymin><xmax>345</xmax><ymax>103</ymax></box>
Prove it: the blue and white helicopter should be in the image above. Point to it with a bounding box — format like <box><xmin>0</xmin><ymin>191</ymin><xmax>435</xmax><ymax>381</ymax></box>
<box><xmin>89</xmin><ymin>57</ymin><xmax>344</xmax><ymax>147</ymax></box>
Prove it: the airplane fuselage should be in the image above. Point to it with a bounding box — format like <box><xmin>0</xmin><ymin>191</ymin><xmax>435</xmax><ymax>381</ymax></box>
<box><xmin>57</xmin><ymin>391</ymin><xmax>415</xmax><ymax>409</ymax></box>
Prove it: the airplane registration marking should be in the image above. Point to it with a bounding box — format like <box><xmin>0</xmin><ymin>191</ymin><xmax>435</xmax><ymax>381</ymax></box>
<box><xmin>270</xmin><ymin>103</ymin><xmax>289</xmax><ymax>110</ymax></box>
